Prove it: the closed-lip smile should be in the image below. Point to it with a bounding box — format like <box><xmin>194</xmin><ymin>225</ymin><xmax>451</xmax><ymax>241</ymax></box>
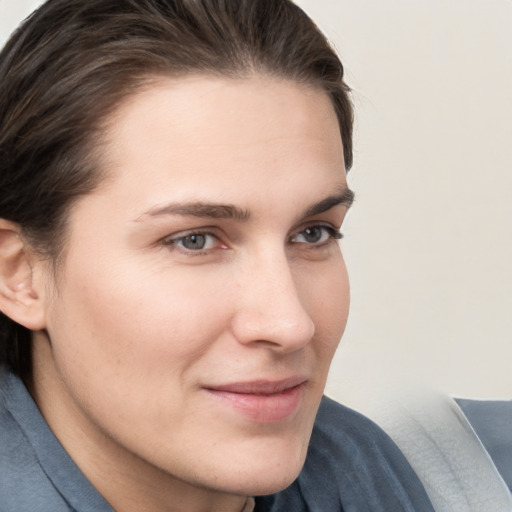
<box><xmin>203</xmin><ymin>376</ymin><xmax>308</xmax><ymax>423</ymax></box>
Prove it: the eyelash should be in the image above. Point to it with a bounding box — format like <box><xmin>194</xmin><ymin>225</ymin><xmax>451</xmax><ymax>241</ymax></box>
<box><xmin>161</xmin><ymin>224</ymin><xmax>343</xmax><ymax>256</ymax></box>
<box><xmin>162</xmin><ymin>229</ymin><xmax>222</xmax><ymax>255</ymax></box>
<box><xmin>290</xmin><ymin>225</ymin><xmax>343</xmax><ymax>246</ymax></box>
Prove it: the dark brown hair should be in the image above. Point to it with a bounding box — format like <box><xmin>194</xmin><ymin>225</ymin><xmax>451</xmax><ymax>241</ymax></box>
<box><xmin>0</xmin><ymin>0</ymin><xmax>353</xmax><ymax>377</ymax></box>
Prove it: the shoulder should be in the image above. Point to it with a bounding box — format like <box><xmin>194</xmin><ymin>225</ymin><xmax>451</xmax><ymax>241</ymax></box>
<box><xmin>305</xmin><ymin>396</ymin><xmax>435</xmax><ymax>511</ymax></box>
<box><xmin>255</xmin><ymin>396</ymin><xmax>435</xmax><ymax>512</ymax></box>
<box><xmin>0</xmin><ymin>369</ymin><xmax>72</xmax><ymax>512</ymax></box>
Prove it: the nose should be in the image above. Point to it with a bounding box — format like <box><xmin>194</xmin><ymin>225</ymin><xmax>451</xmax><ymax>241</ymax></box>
<box><xmin>230</xmin><ymin>249</ymin><xmax>315</xmax><ymax>352</ymax></box>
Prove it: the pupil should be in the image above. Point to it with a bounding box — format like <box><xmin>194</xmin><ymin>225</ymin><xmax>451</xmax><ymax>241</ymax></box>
<box><xmin>183</xmin><ymin>234</ymin><xmax>206</xmax><ymax>250</ymax></box>
<box><xmin>304</xmin><ymin>227</ymin><xmax>322</xmax><ymax>243</ymax></box>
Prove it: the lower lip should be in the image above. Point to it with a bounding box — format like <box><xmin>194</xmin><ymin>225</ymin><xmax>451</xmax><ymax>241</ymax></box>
<box><xmin>205</xmin><ymin>384</ymin><xmax>303</xmax><ymax>423</ymax></box>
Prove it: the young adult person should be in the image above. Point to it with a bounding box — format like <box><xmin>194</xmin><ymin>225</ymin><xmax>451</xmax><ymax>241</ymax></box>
<box><xmin>0</xmin><ymin>1</ymin><xmax>435</xmax><ymax>510</ymax></box>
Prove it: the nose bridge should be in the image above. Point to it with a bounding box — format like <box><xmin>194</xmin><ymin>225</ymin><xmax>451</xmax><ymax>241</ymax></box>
<box><xmin>232</xmin><ymin>245</ymin><xmax>315</xmax><ymax>350</ymax></box>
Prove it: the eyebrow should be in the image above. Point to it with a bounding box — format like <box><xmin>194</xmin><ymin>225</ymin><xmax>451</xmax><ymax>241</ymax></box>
<box><xmin>141</xmin><ymin>202</ymin><xmax>251</xmax><ymax>222</ymax></box>
<box><xmin>303</xmin><ymin>188</ymin><xmax>355</xmax><ymax>217</ymax></box>
<box><xmin>138</xmin><ymin>187</ymin><xmax>354</xmax><ymax>223</ymax></box>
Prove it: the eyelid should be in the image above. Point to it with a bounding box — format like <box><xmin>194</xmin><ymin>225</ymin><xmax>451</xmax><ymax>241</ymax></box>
<box><xmin>161</xmin><ymin>227</ymin><xmax>227</xmax><ymax>255</ymax></box>
<box><xmin>158</xmin><ymin>219</ymin><xmax>343</xmax><ymax>257</ymax></box>
<box><xmin>289</xmin><ymin>223</ymin><xmax>343</xmax><ymax>245</ymax></box>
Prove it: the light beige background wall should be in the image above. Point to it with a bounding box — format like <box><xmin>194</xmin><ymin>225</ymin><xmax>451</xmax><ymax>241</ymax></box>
<box><xmin>293</xmin><ymin>0</ymin><xmax>512</xmax><ymax>403</ymax></box>
<box><xmin>1</xmin><ymin>1</ymin><xmax>511</xmax><ymax>404</ymax></box>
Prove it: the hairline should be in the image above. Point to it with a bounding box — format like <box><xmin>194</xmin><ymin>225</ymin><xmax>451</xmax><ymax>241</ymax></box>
<box><xmin>41</xmin><ymin>69</ymin><xmax>347</xmax><ymax>279</ymax></box>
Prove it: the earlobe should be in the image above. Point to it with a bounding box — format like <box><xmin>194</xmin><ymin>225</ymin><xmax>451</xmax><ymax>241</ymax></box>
<box><xmin>0</xmin><ymin>220</ymin><xmax>47</xmax><ymax>331</ymax></box>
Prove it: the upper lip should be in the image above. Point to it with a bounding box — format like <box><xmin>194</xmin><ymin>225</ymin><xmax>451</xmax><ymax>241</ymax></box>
<box><xmin>204</xmin><ymin>376</ymin><xmax>308</xmax><ymax>395</ymax></box>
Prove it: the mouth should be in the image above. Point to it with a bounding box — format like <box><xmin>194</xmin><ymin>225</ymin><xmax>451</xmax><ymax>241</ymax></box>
<box><xmin>203</xmin><ymin>376</ymin><xmax>307</xmax><ymax>423</ymax></box>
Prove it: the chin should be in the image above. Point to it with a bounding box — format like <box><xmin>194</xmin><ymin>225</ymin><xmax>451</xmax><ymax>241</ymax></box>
<box><xmin>224</xmin><ymin>463</ymin><xmax>305</xmax><ymax>498</ymax></box>
<box><xmin>249</xmin><ymin>469</ymin><xmax>303</xmax><ymax>496</ymax></box>
<box><xmin>208</xmin><ymin>400</ymin><xmax>318</xmax><ymax>496</ymax></box>
<box><xmin>208</xmin><ymin>437</ymin><xmax>309</xmax><ymax>497</ymax></box>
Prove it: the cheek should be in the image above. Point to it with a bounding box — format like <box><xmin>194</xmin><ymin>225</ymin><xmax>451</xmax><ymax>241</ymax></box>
<box><xmin>47</xmin><ymin>260</ymin><xmax>231</xmax><ymax>390</ymax></box>
<box><xmin>44</xmin><ymin>262</ymin><xmax>238</xmax><ymax>451</ymax></box>
<box><xmin>301</xmin><ymin>258</ymin><xmax>349</xmax><ymax>361</ymax></box>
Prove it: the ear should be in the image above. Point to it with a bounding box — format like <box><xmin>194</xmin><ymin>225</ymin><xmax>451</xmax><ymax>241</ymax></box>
<box><xmin>0</xmin><ymin>220</ymin><xmax>47</xmax><ymax>331</ymax></box>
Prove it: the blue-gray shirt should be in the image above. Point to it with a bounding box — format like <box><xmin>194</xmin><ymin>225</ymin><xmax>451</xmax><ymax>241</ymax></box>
<box><xmin>0</xmin><ymin>369</ymin><xmax>434</xmax><ymax>511</ymax></box>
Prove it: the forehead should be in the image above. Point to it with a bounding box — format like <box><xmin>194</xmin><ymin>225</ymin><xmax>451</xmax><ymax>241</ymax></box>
<box><xmin>93</xmin><ymin>74</ymin><xmax>346</xmax><ymax>211</ymax></box>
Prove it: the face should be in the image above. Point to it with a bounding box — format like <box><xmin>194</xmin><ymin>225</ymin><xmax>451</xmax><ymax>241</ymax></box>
<box><xmin>34</xmin><ymin>75</ymin><xmax>351</xmax><ymax>507</ymax></box>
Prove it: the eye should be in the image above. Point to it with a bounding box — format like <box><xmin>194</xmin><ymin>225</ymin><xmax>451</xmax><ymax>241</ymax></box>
<box><xmin>162</xmin><ymin>231</ymin><xmax>223</xmax><ymax>253</ymax></box>
<box><xmin>291</xmin><ymin>225</ymin><xmax>342</xmax><ymax>246</ymax></box>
